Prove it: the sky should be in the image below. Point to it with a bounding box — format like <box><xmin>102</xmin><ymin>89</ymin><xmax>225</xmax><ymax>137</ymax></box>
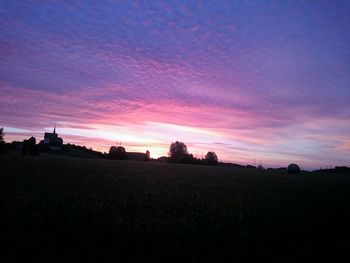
<box><xmin>1</xmin><ymin>0</ymin><xmax>350</xmax><ymax>170</ymax></box>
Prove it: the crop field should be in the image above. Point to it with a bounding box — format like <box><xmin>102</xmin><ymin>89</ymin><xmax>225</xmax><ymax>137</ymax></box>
<box><xmin>1</xmin><ymin>154</ymin><xmax>350</xmax><ymax>262</ymax></box>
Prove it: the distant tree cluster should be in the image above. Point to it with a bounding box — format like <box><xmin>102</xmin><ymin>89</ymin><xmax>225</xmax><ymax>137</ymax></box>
<box><xmin>314</xmin><ymin>166</ymin><xmax>350</xmax><ymax>174</ymax></box>
<box><xmin>168</xmin><ymin>141</ymin><xmax>218</xmax><ymax>165</ymax></box>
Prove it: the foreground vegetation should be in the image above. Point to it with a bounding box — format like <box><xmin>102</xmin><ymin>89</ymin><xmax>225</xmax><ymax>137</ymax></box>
<box><xmin>1</xmin><ymin>153</ymin><xmax>350</xmax><ymax>262</ymax></box>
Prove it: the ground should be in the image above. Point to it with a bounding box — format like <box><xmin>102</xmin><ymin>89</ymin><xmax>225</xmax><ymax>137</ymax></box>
<box><xmin>1</xmin><ymin>153</ymin><xmax>350</xmax><ymax>262</ymax></box>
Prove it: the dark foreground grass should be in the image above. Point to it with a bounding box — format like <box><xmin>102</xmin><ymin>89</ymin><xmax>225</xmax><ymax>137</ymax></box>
<box><xmin>1</xmin><ymin>154</ymin><xmax>350</xmax><ymax>262</ymax></box>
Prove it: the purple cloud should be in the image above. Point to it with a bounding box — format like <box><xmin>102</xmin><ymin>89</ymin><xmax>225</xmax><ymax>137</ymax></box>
<box><xmin>1</xmin><ymin>0</ymin><xmax>350</xmax><ymax>170</ymax></box>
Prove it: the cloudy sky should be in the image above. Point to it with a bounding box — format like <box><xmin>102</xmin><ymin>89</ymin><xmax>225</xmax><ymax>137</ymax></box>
<box><xmin>1</xmin><ymin>1</ymin><xmax>350</xmax><ymax>169</ymax></box>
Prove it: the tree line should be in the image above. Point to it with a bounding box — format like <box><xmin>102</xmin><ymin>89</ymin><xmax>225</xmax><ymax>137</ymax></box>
<box><xmin>1</xmin><ymin>127</ymin><xmax>219</xmax><ymax>165</ymax></box>
<box><xmin>108</xmin><ymin>141</ymin><xmax>219</xmax><ymax>165</ymax></box>
<box><xmin>168</xmin><ymin>141</ymin><xmax>218</xmax><ymax>165</ymax></box>
<box><xmin>0</xmin><ymin>127</ymin><xmax>310</xmax><ymax>173</ymax></box>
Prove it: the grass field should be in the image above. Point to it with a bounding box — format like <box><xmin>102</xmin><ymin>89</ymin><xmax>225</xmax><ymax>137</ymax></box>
<box><xmin>1</xmin><ymin>153</ymin><xmax>350</xmax><ymax>262</ymax></box>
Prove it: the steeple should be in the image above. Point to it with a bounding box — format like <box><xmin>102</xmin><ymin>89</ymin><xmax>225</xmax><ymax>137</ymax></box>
<box><xmin>53</xmin><ymin>123</ymin><xmax>56</xmax><ymax>134</ymax></box>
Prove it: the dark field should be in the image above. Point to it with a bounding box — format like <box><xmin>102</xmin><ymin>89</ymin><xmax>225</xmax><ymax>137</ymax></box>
<box><xmin>1</xmin><ymin>154</ymin><xmax>350</xmax><ymax>262</ymax></box>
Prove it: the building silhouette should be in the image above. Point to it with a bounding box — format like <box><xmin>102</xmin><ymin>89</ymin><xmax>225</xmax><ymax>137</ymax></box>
<box><xmin>40</xmin><ymin>125</ymin><xmax>63</xmax><ymax>150</ymax></box>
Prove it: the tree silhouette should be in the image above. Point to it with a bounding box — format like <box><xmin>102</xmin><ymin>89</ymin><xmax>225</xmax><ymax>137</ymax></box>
<box><xmin>145</xmin><ymin>150</ymin><xmax>150</xmax><ymax>161</ymax></box>
<box><xmin>109</xmin><ymin>146</ymin><xmax>128</xmax><ymax>160</ymax></box>
<box><xmin>287</xmin><ymin>163</ymin><xmax>300</xmax><ymax>174</ymax></box>
<box><xmin>169</xmin><ymin>141</ymin><xmax>188</xmax><ymax>162</ymax></box>
<box><xmin>22</xmin><ymin>137</ymin><xmax>39</xmax><ymax>155</ymax></box>
<box><xmin>0</xmin><ymin>127</ymin><xmax>4</xmax><ymax>143</ymax></box>
<box><xmin>0</xmin><ymin>127</ymin><xmax>4</xmax><ymax>154</ymax></box>
<box><xmin>204</xmin><ymin>151</ymin><xmax>218</xmax><ymax>165</ymax></box>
